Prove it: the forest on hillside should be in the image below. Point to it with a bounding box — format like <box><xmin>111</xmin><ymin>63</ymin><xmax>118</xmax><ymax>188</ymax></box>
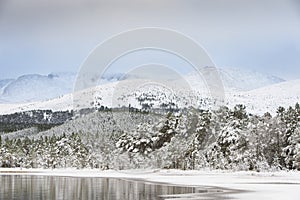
<box><xmin>0</xmin><ymin>103</ymin><xmax>299</xmax><ymax>171</ymax></box>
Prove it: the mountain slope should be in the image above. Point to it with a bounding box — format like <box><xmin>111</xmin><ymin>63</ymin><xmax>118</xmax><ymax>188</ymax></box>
<box><xmin>0</xmin><ymin>79</ymin><xmax>14</xmax><ymax>89</ymax></box>
<box><xmin>228</xmin><ymin>79</ymin><xmax>300</xmax><ymax>114</ymax></box>
<box><xmin>0</xmin><ymin>68</ymin><xmax>284</xmax><ymax>104</ymax></box>
<box><xmin>0</xmin><ymin>68</ymin><xmax>294</xmax><ymax>115</ymax></box>
<box><xmin>0</xmin><ymin>73</ymin><xmax>76</xmax><ymax>103</ymax></box>
<box><xmin>0</xmin><ymin>77</ymin><xmax>298</xmax><ymax>116</ymax></box>
<box><xmin>219</xmin><ymin>68</ymin><xmax>284</xmax><ymax>91</ymax></box>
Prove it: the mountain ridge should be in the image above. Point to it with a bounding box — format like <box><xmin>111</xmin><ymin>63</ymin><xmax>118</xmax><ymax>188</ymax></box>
<box><xmin>0</xmin><ymin>68</ymin><xmax>284</xmax><ymax>104</ymax></box>
<box><xmin>0</xmin><ymin>78</ymin><xmax>297</xmax><ymax>116</ymax></box>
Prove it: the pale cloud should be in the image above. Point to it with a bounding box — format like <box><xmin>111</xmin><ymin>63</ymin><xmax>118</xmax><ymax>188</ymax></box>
<box><xmin>0</xmin><ymin>0</ymin><xmax>299</xmax><ymax>79</ymax></box>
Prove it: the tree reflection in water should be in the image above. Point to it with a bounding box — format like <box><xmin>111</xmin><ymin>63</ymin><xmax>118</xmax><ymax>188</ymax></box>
<box><xmin>0</xmin><ymin>175</ymin><xmax>231</xmax><ymax>200</ymax></box>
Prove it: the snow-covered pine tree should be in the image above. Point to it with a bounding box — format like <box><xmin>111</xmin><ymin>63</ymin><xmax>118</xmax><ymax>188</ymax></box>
<box><xmin>278</xmin><ymin>104</ymin><xmax>300</xmax><ymax>169</ymax></box>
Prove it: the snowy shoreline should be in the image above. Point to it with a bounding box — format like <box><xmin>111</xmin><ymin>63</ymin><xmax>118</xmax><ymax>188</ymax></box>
<box><xmin>1</xmin><ymin>168</ymin><xmax>300</xmax><ymax>199</ymax></box>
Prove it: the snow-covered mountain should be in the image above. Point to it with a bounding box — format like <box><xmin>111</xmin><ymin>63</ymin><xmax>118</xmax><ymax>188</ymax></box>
<box><xmin>0</xmin><ymin>79</ymin><xmax>14</xmax><ymax>88</ymax></box>
<box><xmin>0</xmin><ymin>72</ymin><xmax>133</xmax><ymax>103</ymax></box>
<box><xmin>0</xmin><ymin>79</ymin><xmax>14</xmax><ymax>95</ymax></box>
<box><xmin>0</xmin><ymin>72</ymin><xmax>76</xmax><ymax>103</ymax></box>
<box><xmin>0</xmin><ymin>68</ymin><xmax>284</xmax><ymax>104</ymax></box>
<box><xmin>0</xmin><ymin>68</ymin><xmax>295</xmax><ymax>115</ymax></box>
<box><xmin>219</xmin><ymin>68</ymin><xmax>284</xmax><ymax>91</ymax></box>
<box><xmin>2</xmin><ymin>78</ymin><xmax>298</xmax><ymax>115</ymax></box>
<box><xmin>228</xmin><ymin>79</ymin><xmax>300</xmax><ymax>114</ymax></box>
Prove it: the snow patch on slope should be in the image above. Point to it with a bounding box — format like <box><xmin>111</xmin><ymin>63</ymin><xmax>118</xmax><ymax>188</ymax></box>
<box><xmin>0</xmin><ymin>72</ymin><xmax>132</xmax><ymax>104</ymax></box>
<box><xmin>227</xmin><ymin>79</ymin><xmax>300</xmax><ymax>115</ymax></box>
<box><xmin>219</xmin><ymin>68</ymin><xmax>284</xmax><ymax>91</ymax></box>
<box><xmin>0</xmin><ymin>73</ymin><xmax>76</xmax><ymax>103</ymax></box>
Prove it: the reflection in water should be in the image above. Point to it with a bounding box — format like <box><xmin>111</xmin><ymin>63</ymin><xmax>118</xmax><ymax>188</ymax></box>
<box><xmin>0</xmin><ymin>175</ymin><xmax>230</xmax><ymax>200</ymax></box>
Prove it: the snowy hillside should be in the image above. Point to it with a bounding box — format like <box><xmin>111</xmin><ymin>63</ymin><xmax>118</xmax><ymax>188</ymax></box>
<box><xmin>0</xmin><ymin>79</ymin><xmax>14</xmax><ymax>89</ymax></box>
<box><xmin>219</xmin><ymin>68</ymin><xmax>284</xmax><ymax>91</ymax></box>
<box><xmin>0</xmin><ymin>72</ymin><xmax>132</xmax><ymax>104</ymax></box>
<box><xmin>2</xmin><ymin>101</ymin><xmax>299</xmax><ymax>171</ymax></box>
<box><xmin>0</xmin><ymin>79</ymin><xmax>14</xmax><ymax>95</ymax></box>
<box><xmin>228</xmin><ymin>79</ymin><xmax>300</xmax><ymax>114</ymax></box>
<box><xmin>0</xmin><ymin>73</ymin><xmax>76</xmax><ymax>103</ymax></box>
<box><xmin>0</xmin><ymin>68</ymin><xmax>284</xmax><ymax>104</ymax></box>
<box><xmin>0</xmin><ymin>68</ymin><xmax>295</xmax><ymax>115</ymax></box>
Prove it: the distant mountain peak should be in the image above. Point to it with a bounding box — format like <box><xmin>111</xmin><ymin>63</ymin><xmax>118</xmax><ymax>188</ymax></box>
<box><xmin>0</xmin><ymin>68</ymin><xmax>286</xmax><ymax>104</ymax></box>
<box><xmin>218</xmin><ymin>67</ymin><xmax>284</xmax><ymax>91</ymax></box>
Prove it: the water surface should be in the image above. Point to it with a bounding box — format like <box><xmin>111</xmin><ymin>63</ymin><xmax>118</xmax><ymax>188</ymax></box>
<box><xmin>0</xmin><ymin>175</ymin><xmax>230</xmax><ymax>200</ymax></box>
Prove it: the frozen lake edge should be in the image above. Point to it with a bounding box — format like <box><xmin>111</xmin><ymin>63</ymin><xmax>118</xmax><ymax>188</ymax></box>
<box><xmin>1</xmin><ymin>168</ymin><xmax>300</xmax><ymax>199</ymax></box>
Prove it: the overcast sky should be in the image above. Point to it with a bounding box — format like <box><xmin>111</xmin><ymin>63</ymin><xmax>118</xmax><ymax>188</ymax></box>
<box><xmin>0</xmin><ymin>0</ymin><xmax>300</xmax><ymax>80</ymax></box>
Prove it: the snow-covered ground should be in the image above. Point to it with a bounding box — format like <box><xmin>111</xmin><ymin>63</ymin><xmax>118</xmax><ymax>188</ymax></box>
<box><xmin>1</xmin><ymin>168</ymin><xmax>299</xmax><ymax>200</ymax></box>
<box><xmin>227</xmin><ymin>79</ymin><xmax>300</xmax><ymax>115</ymax></box>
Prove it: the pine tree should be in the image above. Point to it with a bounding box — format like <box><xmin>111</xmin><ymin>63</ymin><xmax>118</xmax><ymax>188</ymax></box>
<box><xmin>278</xmin><ymin>104</ymin><xmax>300</xmax><ymax>169</ymax></box>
